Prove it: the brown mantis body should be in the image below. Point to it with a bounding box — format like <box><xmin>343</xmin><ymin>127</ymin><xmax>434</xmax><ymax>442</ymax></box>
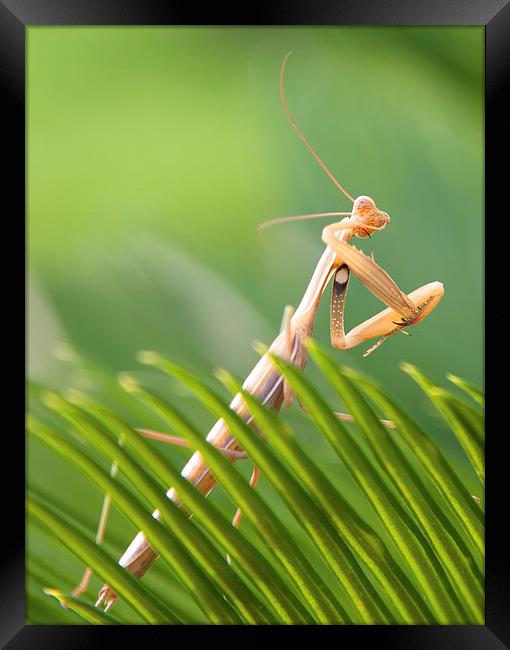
<box><xmin>84</xmin><ymin>52</ymin><xmax>445</xmax><ymax>611</ymax></box>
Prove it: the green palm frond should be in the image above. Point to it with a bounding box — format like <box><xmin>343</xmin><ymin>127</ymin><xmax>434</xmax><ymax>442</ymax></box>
<box><xmin>26</xmin><ymin>340</ymin><xmax>484</xmax><ymax>625</ymax></box>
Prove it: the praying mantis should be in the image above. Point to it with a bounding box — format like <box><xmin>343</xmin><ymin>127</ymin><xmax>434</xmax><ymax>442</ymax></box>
<box><xmin>76</xmin><ymin>51</ymin><xmax>445</xmax><ymax>611</ymax></box>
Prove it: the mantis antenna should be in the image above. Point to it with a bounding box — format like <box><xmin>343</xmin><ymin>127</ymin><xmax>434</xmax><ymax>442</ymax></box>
<box><xmin>259</xmin><ymin>52</ymin><xmax>357</xmax><ymax>237</ymax></box>
<box><xmin>258</xmin><ymin>211</ymin><xmax>352</xmax><ymax>237</ymax></box>
<box><xmin>280</xmin><ymin>51</ymin><xmax>355</xmax><ymax>204</ymax></box>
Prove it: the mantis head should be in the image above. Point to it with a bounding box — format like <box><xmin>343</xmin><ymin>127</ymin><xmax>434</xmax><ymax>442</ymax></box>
<box><xmin>350</xmin><ymin>196</ymin><xmax>390</xmax><ymax>239</ymax></box>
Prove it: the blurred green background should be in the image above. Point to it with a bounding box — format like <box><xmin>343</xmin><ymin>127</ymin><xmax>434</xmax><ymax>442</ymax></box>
<box><xmin>27</xmin><ymin>27</ymin><xmax>483</xmax><ymax>623</ymax></box>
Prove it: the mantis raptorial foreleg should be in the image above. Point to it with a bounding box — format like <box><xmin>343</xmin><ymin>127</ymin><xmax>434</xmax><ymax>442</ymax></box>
<box><xmin>327</xmin><ymin>252</ymin><xmax>443</xmax><ymax>354</ymax></box>
<box><xmin>321</xmin><ymin>221</ymin><xmax>444</xmax><ymax>356</ymax></box>
<box><xmin>330</xmin><ymin>264</ymin><xmax>351</xmax><ymax>349</ymax></box>
<box><xmin>322</xmin><ymin>223</ymin><xmax>416</xmax><ymax>319</ymax></box>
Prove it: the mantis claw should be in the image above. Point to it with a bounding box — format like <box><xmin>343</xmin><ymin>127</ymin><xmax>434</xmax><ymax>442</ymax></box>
<box><xmin>96</xmin><ymin>585</ymin><xmax>117</xmax><ymax>611</ymax></box>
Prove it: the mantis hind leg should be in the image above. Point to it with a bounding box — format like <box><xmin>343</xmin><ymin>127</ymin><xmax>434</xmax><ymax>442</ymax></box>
<box><xmin>72</xmin><ymin>450</ymin><xmax>122</xmax><ymax>597</ymax></box>
<box><xmin>227</xmin><ymin>465</ymin><xmax>261</xmax><ymax>565</ymax></box>
<box><xmin>231</xmin><ymin>466</ymin><xmax>261</xmax><ymax>529</ymax></box>
<box><xmin>297</xmin><ymin>400</ymin><xmax>396</xmax><ymax>429</ymax></box>
<box><xmin>71</xmin><ymin>492</ymin><xmax>114</xmax><ymax>597</ymax></box>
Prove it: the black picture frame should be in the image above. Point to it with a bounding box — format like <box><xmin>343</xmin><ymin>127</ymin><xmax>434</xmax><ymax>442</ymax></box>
<box><xmin>3</xmin><ymin>0</ymin><xmax>504</xmax><ymax>647</ymax></box>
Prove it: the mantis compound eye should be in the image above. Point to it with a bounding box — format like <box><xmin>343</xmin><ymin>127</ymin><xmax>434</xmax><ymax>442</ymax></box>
<box><xmin>379</xmin><ymin>211</ymin><xmax>391</xmax><ymax>225</ymax></box>
<box><xmin>352</xmin><ymin>195</ymin><xmax>376</xmax><ymax>215</ymax></box>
